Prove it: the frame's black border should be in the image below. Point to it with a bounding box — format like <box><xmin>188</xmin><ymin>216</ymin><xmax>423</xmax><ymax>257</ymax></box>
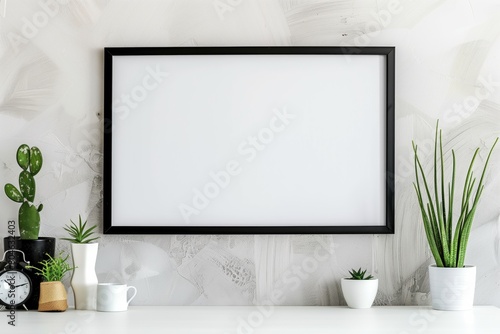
<box><xmin>103</xmin><ymin>46</ymin><xmax>395</xmax><ymax>235</ymax></box>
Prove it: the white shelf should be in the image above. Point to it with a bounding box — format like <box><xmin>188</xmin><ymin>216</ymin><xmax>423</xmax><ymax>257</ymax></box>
<box><xmin>1</xmin><ymin>306</ymin><xmax>499</xmax><ymax>333</ymax></box>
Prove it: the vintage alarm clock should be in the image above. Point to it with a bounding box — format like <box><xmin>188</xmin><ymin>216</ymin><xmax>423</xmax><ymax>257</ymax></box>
<box><xmin>0</xmin><ymin>250</ymin><xmax>32</xmax><ymax>310</ymax></box>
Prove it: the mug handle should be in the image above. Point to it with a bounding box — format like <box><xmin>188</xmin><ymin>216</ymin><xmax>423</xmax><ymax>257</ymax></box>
<box><xmin>126</xmin><ymin>286</ymin><xmax>137</xmax><ymax>305</ymax></box>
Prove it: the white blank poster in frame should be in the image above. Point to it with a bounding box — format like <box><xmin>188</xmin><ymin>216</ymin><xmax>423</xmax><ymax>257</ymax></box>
<box><xmin>103</xmin><ymin>47</ymin><xmax>395</xmax><ymax>234</ymax></box>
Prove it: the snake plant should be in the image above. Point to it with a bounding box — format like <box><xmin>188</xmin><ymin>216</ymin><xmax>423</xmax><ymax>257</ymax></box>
<box><xmin>413</xmin><ymin>121</ymin><xmax>497</xmax><ymax>267</ymax></box>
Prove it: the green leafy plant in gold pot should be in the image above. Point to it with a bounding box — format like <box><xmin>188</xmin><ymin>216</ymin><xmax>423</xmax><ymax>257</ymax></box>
<box><xmin>27</xmin><ymin>252</ymin><xmax>75</xmax><ymax>312</ymax></box>
<box><xmin>412</xmin><ymin>121</ymin><xmax>497</xmax><ymax>310</ymax></box>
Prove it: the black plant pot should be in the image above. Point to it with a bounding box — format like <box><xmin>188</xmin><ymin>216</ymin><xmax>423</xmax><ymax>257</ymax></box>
<box><xmin>3</xmin><ymin>237</ymin><xmax>56</xmax><ymax>310</ymax></box>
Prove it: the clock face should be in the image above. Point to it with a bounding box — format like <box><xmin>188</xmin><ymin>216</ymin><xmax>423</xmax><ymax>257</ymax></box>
<box><xmin>0</xmin><ymin>271</ymin><xmax>32</xmax><ymax>306</ymax></box>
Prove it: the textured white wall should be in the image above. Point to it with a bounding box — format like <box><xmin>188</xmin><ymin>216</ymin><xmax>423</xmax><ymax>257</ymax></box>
<box><xmin>0</xmin><ymin>0</ymin><xmax>499</xmax><ymax>307</ymax></box>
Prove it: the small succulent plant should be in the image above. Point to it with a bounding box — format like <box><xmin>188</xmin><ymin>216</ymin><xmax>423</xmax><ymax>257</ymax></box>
<box><xmin>27</xmin><ymin>253</ymin><xmax>75</xmax><ymax>282</ymax></box>
<box><xmin>61</xmin><ymin>215</ymin><xmax>99</xmax><ymax>244</ymax></box>
<box><xmin>4</xmin><ymin>144</ymin><xmax>44</xmax><ymax>240</ymax></box>
<box><xmin>348</xmin><ymin>268</ymin><xmax>374</xmax><ymax>280</ymax></box>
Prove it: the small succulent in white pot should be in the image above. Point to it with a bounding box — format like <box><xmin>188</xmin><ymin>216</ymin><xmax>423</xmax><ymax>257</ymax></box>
<box><xmin>341</xmin><ymin>268</ymin><xmax>378</xmax><ymax>309</ymax></box>
<box><xmin>62</xmin><ymin>215</ymin><xmax>99</xmax><ymax>310</ymax></box>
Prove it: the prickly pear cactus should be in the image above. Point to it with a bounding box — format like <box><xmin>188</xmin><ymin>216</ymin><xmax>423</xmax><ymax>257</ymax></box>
<box><xmin>4</xmin><ymin>144</ymin><xmax>43</xmax><ymax>240</ymax></box>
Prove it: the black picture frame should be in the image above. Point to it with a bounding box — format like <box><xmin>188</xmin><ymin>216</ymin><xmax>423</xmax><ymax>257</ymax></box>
<box><xmin>103</xmin><ymin>46</ymin><xmax>395</xmax><ymax>235</ymax></box>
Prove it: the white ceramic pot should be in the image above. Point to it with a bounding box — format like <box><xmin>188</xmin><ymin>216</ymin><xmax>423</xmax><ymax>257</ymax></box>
<box><xmin>428</xmin><ymin>265</ymin><xmax>476</xmax><ymax>311</ymax></box>
<box><xmin>70</xmin><ymin>243</ymin><xmax>99</xmax><ymax>310</ymax></box>
<box><xmin>341</xmin><ymin>278</ymin><xmax>378</xmax><ymax>309</ymax></box>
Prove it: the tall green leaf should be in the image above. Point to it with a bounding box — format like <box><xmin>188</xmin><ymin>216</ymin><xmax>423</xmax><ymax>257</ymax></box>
<box><xmin>412</xmin><ymin>121</ymin><xmax>497</xmax><ymax>267</ymax></box>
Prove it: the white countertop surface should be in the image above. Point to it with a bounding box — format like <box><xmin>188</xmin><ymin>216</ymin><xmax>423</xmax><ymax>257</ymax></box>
<box><xmin>2</xmin><ymin>305</ymin><xmax>499</xmax><ymax>333</ymax></box>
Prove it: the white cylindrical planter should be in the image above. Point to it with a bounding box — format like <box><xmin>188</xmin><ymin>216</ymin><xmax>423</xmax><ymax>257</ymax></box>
<box><xmin>341</xmin><ymin>278</ymin><xmax>378</xmax><ymax>309</ymax></box>
<box><xmin>71</xmin><ymin>243</ymin><xmax>99</xmax><ymax>310</ymax></box>
<box><xmin>429</xmin><ymin>265</ymin><xmax>476</xmax><ymax>311</ymax></box>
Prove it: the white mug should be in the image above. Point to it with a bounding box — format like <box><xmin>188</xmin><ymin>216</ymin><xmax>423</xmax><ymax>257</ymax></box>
<box><xmin>96</xmin><ymin>283</ymin><xmax>137</xmax><ymax>312</ymax></box>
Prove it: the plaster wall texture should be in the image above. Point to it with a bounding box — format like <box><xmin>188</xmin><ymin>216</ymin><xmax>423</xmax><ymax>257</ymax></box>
<box><xmin>0</xmin><ymin>0</ymin><xmax>499</xmax><ymax>307</ymax></box>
